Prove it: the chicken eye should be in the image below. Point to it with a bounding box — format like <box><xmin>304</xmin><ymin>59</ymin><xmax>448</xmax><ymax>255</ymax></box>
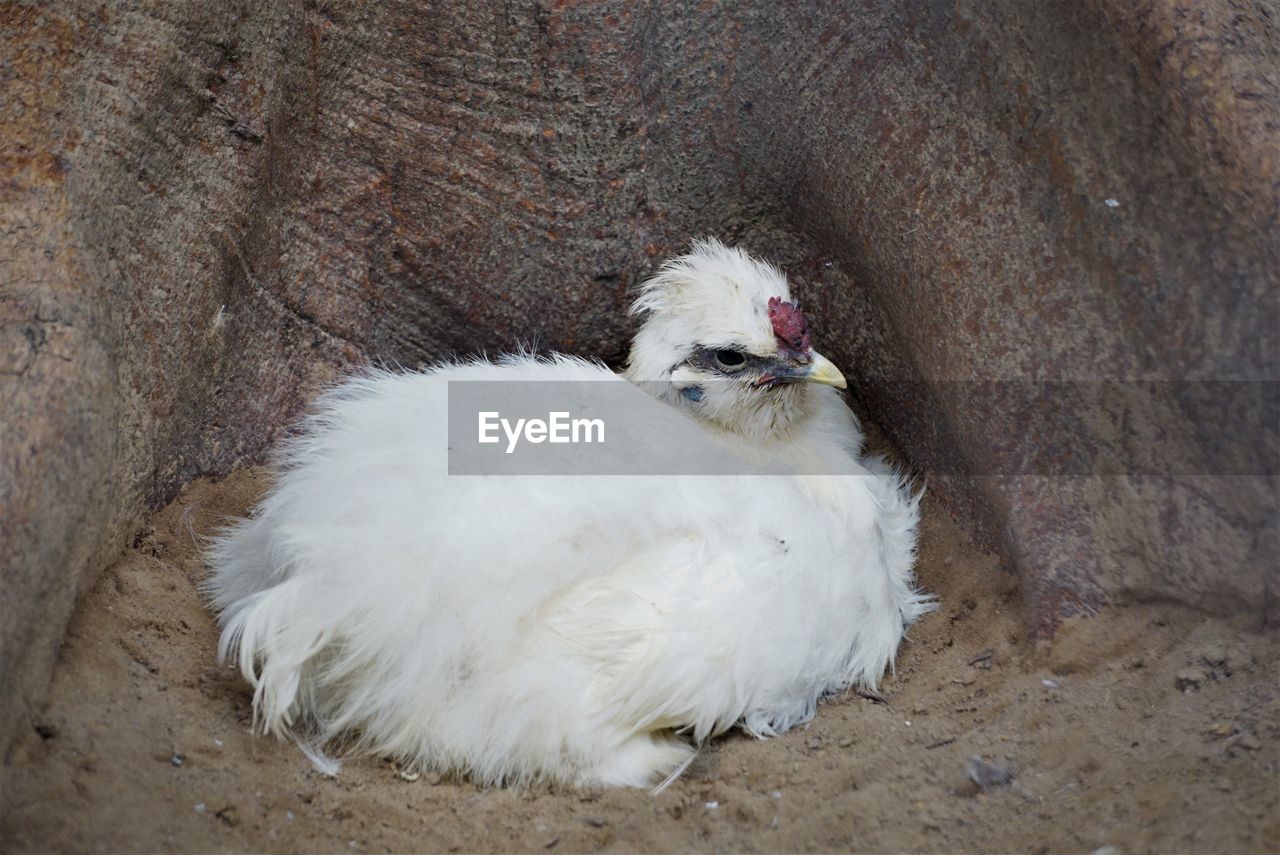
<box><xmin>712</xmin><ymin>349</ymin><xmax>747</xmax><ymax>371</ymax></box>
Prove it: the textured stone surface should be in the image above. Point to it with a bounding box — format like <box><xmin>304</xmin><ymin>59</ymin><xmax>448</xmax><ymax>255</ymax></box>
<box><xmin>1</xmin><ymin>0</ymin><xmax>1275</xmax><ymax>760</ymax></box>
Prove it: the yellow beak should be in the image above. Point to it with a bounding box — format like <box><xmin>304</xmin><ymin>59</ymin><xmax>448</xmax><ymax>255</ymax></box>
<box><xmin>805</xmin><ymin>350</ymin><xmax>848</xmax><ymax>389</ymax></box>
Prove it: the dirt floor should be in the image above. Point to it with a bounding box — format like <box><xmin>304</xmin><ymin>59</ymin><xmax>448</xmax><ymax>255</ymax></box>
<box><xmin>2</xmin><ymin>466</ymin><xmax>1276</xmax><ymax>853</ymax></box>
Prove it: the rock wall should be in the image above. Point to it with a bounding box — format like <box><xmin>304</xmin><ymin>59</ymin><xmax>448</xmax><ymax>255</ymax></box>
<box><xmin>2</xmin><ymin>0</ymin><xmax>1275</xmax><ymax>760</ymax></box>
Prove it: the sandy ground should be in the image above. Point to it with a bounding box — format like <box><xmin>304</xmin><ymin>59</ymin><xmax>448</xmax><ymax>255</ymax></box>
<box><xmin>2</xmin><ymin>466</ymin><xmax>1277</xmax><ymax>853</ymax></box>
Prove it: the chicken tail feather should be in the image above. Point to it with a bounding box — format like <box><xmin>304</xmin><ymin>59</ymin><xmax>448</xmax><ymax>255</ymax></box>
<box><xmin>217</xmin><ymin>577</ymin><xmax>330</xmax><ymax>741</ymax></box>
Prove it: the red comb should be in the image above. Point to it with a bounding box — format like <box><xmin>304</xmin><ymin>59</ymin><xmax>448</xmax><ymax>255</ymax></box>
<box><xmin>768</xmin><ymin>296</ymin><xmax>811</xmax><ymax>356</ymax></box>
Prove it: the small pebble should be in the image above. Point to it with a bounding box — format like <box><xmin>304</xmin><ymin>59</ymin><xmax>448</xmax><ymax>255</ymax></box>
<box><xmin>194</xmin><ymin>803</ymin><xmax>206</xmax><ymax>814</ymax></box>
<box><xmin>170</xmin><ymin>753</ymin><xmax>184</xmax><ymax>767</ymax></box>
<box><xmin>1236</xmin><ymin>733</ymin><xmax>1262</xmax><ymax>751</ymax></box>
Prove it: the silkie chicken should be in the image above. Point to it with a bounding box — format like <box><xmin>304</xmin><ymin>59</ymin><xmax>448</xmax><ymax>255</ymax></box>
<box><xmin>206</xmin><ymin>238</ymin><xmax>933</xmax><ymax>788</ymax></box>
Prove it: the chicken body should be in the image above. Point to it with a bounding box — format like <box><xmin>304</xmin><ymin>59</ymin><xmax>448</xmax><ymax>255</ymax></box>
<box><xmin>207</xmin><ymin>241</ymin><xmax>931</xmax><ymax>787</ymax></box>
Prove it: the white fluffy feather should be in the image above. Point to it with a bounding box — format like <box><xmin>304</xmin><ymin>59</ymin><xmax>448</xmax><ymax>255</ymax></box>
<box><xmin>206</xmin><ymin>239</ymin><xmax>933</xmax><ymax>787</ymax></box>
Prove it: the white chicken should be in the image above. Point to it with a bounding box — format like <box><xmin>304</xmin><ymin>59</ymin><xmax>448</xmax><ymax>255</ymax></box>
<box><xmin>206</xmin><ymin>238</ymin><xmax>932</xmax><ymax>788</ymax></box>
